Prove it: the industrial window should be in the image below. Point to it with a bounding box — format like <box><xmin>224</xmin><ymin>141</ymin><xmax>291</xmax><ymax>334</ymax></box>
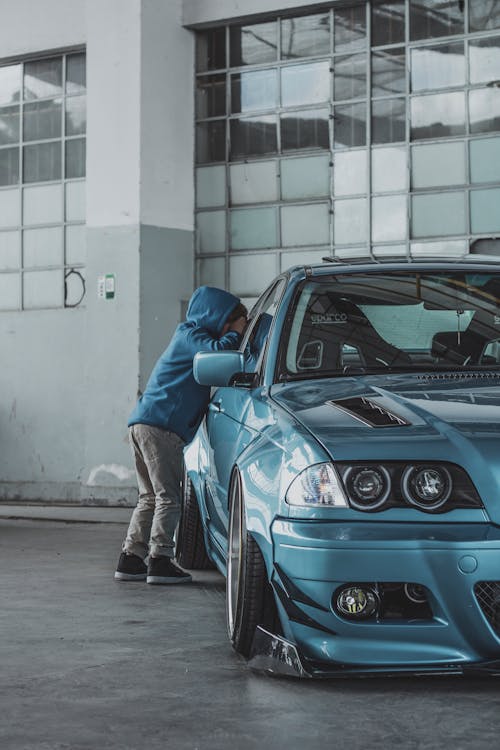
<box><xmin>0</xmin><ymin>51</ymin><xmax>86</xmax><ymax>311</ymax></box>
<box><xmin>194</xmin><ymin>1</ymin><xmax>500</xmax><ymax>299</ymax></box>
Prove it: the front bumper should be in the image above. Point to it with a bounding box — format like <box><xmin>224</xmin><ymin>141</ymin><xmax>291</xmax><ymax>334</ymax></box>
<box><xmin>248</xmin><ymin>626</ymin><xmax>500</xmax><ymax>678</ymax></box>
<box><xmin>269</xmin><ymin>519</ymin><xmax>500</xmax><ymax>671</ymax></box>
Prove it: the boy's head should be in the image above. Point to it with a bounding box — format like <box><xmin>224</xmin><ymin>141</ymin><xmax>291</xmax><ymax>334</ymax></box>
<box><xmin>221</xmin><ymin>302</ymin><xmax>248</xmax><ymax>336</ymax></box>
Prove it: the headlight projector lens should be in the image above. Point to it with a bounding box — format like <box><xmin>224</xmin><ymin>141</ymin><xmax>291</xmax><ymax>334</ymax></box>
<box><xmin>344</xmin><ymin>466</ymin><xmax>391</xmax><ymax>510</ymax></box>
<box><xmin>335</xmin><ymin>586</ymin><xmax>379</xmax><ymax>620</ymax></box>
<box><xmin>402</xmin><ymin>465</ymin><xmax>452</xmax><ymax>511</ymax></box>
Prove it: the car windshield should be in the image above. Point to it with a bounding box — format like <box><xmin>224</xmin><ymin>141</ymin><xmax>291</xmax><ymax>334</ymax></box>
<box><xmin>279</xmin><ymin>271</ymin><xmax>500</xmax><ymax>380</ymax></box>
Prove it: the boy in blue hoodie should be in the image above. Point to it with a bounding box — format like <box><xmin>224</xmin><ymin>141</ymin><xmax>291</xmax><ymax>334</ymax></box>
<box><xmin>115</xmin><ymin>286</ymin><xmax>247</xmax><ymax>585</ymax></box>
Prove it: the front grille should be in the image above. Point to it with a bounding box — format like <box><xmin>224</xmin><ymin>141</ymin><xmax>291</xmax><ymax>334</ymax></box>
<box><xmin>475</xmin><ymin>581</ymin><xmax>500</xmax><ymax>635</ymax></box>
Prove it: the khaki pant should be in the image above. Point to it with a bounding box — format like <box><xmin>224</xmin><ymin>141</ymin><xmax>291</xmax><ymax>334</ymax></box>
<box><xmin>123</xmin><ymin>424</ymin><xmax>185</xmax><ymax>559</ymax></box>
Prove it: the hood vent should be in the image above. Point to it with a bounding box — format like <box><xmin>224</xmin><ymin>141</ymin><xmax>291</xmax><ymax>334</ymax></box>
<box><xmin>416</xmin><ymin>371</ymin><xmax>500</xmax><ymax>382</ymax></box>
<box><xmin>329</xmin><ymin>397</ymin><xmax>410</xmax><ymax>428</ymax></box>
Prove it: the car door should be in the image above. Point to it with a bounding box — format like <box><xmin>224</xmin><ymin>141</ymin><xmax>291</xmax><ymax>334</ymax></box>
<box><xmin>203</xmin><ymin>279</ymin><xmax>286</xmax><ymax>553</ymax></box>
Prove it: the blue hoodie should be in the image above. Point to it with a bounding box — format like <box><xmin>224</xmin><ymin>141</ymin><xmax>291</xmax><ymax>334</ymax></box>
<box><xmin>128</xmin><ymin>286</ymin><xmax>242</xmax><ymax>442</ymax></box>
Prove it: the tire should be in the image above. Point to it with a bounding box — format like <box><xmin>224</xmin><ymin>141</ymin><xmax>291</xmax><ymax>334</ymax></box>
<box><xmin>226</xmin><ymin>470</ymin><xmax>278</xmax><ymax>658</ymax></box>
<box><xmin>176</xmin><ymin>466</ymin><xmax>214</xmax><ymax>570</ymax></box>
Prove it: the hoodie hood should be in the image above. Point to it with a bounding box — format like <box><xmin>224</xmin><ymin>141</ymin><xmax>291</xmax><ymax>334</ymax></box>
<box><xmin>186</xmin><ymin>286</ymin><xmax>241</xmax><ymax>336</ymax></box>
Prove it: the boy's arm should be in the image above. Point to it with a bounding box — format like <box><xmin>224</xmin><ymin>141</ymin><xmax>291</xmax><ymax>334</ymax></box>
<box><xmin>185</xmin><ymin>328</ymin><xmax>242</xmax><ymax>357</ymax></box>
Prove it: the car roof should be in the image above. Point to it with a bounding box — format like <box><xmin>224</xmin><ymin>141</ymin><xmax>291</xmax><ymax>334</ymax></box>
<box><xmin>285</xmin><ymin>255</ymin><xmax>500</xmax><ymax>282</ymax></box>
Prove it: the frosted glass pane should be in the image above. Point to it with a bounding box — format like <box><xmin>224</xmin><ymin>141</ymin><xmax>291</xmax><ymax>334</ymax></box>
<box><xmin>230</xmin><ymin>161</ymin><xmax>277</xmax><ymax>204</ymax></box>
<box><xmin>65</xmin><ymin>180</ymin><xmax>86</xmax><ymax>222</ymax></box>
<box><xmin>231</xmin><ymin>69</ymin><xmax>277</xmax><ymax>113</ymax></box>
<box><xmin>281</xmin><ymin>249</ymin><xmax>326</xmax><ymax>271</ymax></box>
<box><xmin>0</xmin><ymin>231</ymin><xmax>20</xmax><ymax>269</ymax></box>
<box><xmin>281</xmin><ymin>14</ymin><xmax>331</xmax><ymax>59</ymax></box>
<box><xmin>470</xmin><ymin>137</ymin><xmax>500</xmax><ymax>184</ymax></box>
<box><xmin>24</xmin><ymin>58</ymin><xmax>62</xmax><ymax>100</ymax></box>
<box><xmin>66</xmin><ymin>53</ymin><xmax>86</xmax><ymax>95</ymax></box>
<box><xmin>23</xmin><ymin>269</ymin><xmax>63</xmax><ymax>308</ymax></box>
<box><xmin>0</xmin><ymin>65</ymin><xmax>21</xmax><ymax>106</ymax></box>
<box><xmin>411</xmin><ymin>239</ymin><xmax>467</xmax><ymax>257</ymax></box>
<box><xmin>281</xmin><ymin>155</ymin><xmax>330</xmax><ymax>200</ymax></box>
<box><xmin>65</xmin><ymin>224</ymin><xmax>86</xmax><ymax>265</ymax></box>
<box><xmin>373</xmin><ymin>244</ymin><xmax>406</xmax><ymax>258</ymax></box>
<box><xmin>24</xmin><ymin>226</ymin><xmax>63</xmax><ymax>267</ymax></box>
<box><xmin>23</xmin><ymin>184</ymin><xmax>62</xmax><ymax>225</ymax></box>
<box><xmin>470</xmin><ymin>188</ymin><xmax>500</xmax><ymax>233</ymax></box>
<box><xmin>372</xmin><ymin>195</ymin><xmax>407</xmax><ymax>242</ymax></box>
<box><xmin>411</xmin><ymin>43</ymin><xmax>465</xmax><ymax>91</ymax></box>
<box><xmin>372</xmin><ymin>147</ymin><xmax>406</xmax><ymax>192</ymax></box>
<box><xmin>230</xmin><ymin>207</ymin><xmax>277</xmax><ymax>250</ymax></box>
<box><xmin>65</xmin><ymin>139</ymin><xmax>86</xmax><ymax>179</ymax></box>
<box><xmin>198</xmin><ymin>256</ymin><xmax>226</xmax><ymax>288</ymax></box>
<box><xmin>0</xmin><ymin>188</ymin><xmax>20</xmax><ymax>227</ymax></box>
<box><xmin>23</xmin><ymin>142</ymin><xmax>61</xmax><ymax>183</ymax></box>
<box><xmin>196</xmin><ymin>166</ymin><xmax>225</xmax><ymax>208</ymax></box>
<box><xmin>411</xmin><ymin>192</ymin><xmax>466</xmax><ymax>237</ymax></box>
<box><xmin>230</xmin><ymin>22</ymin><xmax>277</xmax><ymax>66</ymax></box>
<box><xmin>65</xmin><ymin>95</ymin><xmax>86</xmax><ymax>136</ymax></box>
<box><xmin>335</xmin><ymin>247</ymin><xmax>370</xmax><ymax>259</ymax></box>
<box><xmin>229</xmin><ymin>253</ymin><xmax>276</xmax><ymax>296</ymax></box>
<box><xmin>0</xmin><ymin>272</ymin><xmax>20</xmax><ymax>309</ymax></box>
<box><xmin>334</xmin><ymin>198</ymin><xmax>367</xmax><ymax>244</ymax></box>
<box><xmin>281</xmin><ymin>62</ymin><xmax>330</xmax><ymax>107</ymax></box>
<box><xmin>469</xmin><ymin>88</ymin><xmax>500</xmax><ymax>134</ymax></box>
<box><xmin>333</xmin><ymin>150</ymin><xmax>367</xmax><ymax>196</ymax></box>
<box><xmin>469</xmin><ymin>36</ymin><xmax>500</xmax><ymax>84</ymax></box>
<box><xmin>411</xmin><ymin>92</ymin><xmax>465</xmax><ymax>139</ymax></box>
<box><xmin>281</xmin><ymin>203</ymin><xmax>330</xmax><ymax>246</ymax></box>
<box><xmin>196</xmin><ymin>211</ymin><xmax>226</xmax><ymax>253</ymax></box>
<box><xmin>23</xmin><ymin>99</ymin><xmax>62</xmax><ymax>141</ymax></box>
<box><xmin>411</xmin><ymin>141</ymin><xmax>465</xmax><ymax>188</ymax></box>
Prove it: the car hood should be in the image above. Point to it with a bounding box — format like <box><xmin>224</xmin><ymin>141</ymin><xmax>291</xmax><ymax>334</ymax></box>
<box><xmin>270</xmin><ymin>372</ymin><xmax>500</xmax><ymax>521</ymax></box>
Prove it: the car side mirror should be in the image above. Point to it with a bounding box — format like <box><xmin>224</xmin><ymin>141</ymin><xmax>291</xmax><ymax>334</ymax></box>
<box><xmin>194</xmin><ymin>351</ymin><xmax>246</xmax><ymax>387</ymax></box>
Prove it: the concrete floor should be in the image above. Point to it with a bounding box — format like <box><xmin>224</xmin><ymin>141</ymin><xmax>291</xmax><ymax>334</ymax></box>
<box><xmin>1</xmin><ymin>514</ymin><xmax>500</xmax><ymax>750</ymax></box>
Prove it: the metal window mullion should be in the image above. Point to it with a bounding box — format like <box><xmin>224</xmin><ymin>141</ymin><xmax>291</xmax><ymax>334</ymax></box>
<box><xmin>276</xmin><ymin>16</ymin><xmax>282</xmax><ymax>254</ymax></box>
<box><xmin>62</xmin><ymin>53</ymin><xmax>67</xmax><ymax>275</ymax></box>
<box><xmin>366</xmin><ymin>0</ymin><xmax>372</xmax><ymax>258</ymax></box>
<box><xmin>329</xmin><ymin>6</ymin><xmax>335</xmax><ymax>256</ymax></box>
<box><xmin>225</xmin><ymin>26</ymin><xmax>230</xmax><ymax>286</ymax></box>
<box><xmin>464</xmin><ymin>34</ymin><xmax>472</xmax><ymax>243</ymax></box>
<box><xmin>20</xmin><ymin>60</ymin><xmax>25</xmax><ymax>309</ymax></box>
<box><xmin>405</xmin><ymin>0</ymin><xmax>412</xmax><ymax>259</ymax></box>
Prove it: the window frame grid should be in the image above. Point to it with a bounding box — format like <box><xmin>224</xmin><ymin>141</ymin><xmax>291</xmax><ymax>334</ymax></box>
<box><xmin>0</xmin><ymin>48</ymin><xmax>86</xmax><ymax>312</ymax></box>
<box><xmin>194</xmin><ymin>2</ymin><xmax>500</xmax><ymax>296</ymax></box>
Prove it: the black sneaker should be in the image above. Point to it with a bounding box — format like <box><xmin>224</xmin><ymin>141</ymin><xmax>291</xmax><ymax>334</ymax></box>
<box><xmin>114</xmin><ymin>552</ymin><xmax>147</xmax><ymax>581</ymax></box>
<box><xmin>147</xmin><ymin>557</ymin><xmax>192</xmax><ymax>585</ymax></box>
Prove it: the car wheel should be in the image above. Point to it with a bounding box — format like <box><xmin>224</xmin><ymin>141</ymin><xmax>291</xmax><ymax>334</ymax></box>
<box><xmin>176</xmin><ymin>466</ymin><xmax>214</xmax><ymax>570</ymax></box>
<box><xmin>226</xmin><ymin>470</ymin><xmax>278</xmax><ymax>658</ymax></box>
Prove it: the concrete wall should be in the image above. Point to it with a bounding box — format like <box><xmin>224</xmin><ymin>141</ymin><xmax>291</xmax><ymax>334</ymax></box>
<box><xmin>0</xmin><ymin>0</ymin><xmax>196</xmax><ymax>505</ymax></box>
<box><xmin>0</xmin><ymin>0</ymin><xmax>90</xmax><ymax>503</ymax></box>
<box><xmin>182</xmin><ymin>0</ymin><xmax>333</xmax><ymax>26</ymax></box>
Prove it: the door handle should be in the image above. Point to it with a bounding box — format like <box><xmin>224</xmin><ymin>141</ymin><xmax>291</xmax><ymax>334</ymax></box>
<box><xmin>208</xmin><ymin>400</ymin><xmax>222</xmax><ymax>412</ymax></box>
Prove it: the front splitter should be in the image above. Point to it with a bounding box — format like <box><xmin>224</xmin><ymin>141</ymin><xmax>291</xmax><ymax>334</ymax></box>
<box><xmin>247</xmin><ymin>626</ymin><xmax>500</xmax><ymax>679</ymax></box>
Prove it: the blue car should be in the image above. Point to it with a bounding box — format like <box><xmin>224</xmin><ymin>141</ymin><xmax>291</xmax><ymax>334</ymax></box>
<box><xmin>177</xmin><ymin>258</ymin><xmax>500</xmax><ymax>677</ymax></box>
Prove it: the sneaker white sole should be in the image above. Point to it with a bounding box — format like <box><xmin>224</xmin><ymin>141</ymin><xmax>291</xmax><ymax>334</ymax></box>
<box><xmin>114</xmin><ymin>571</ymin><xmax>147</xmax><ymax>581</ymax></box>
<box><xmin>146</xmin><ymin>575</ymin><xmax>192</xmax><ymax>585</ymax></box>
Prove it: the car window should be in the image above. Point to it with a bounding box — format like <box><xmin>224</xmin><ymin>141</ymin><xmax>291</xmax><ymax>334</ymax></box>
<box><xmin>242</xmin><ymin>278</ymin><xmax>285</xmax><ymax>372</ymax></box>
<box><xmin>280</xmin><ymin>271</ymin><xmax>500</xmax><ymax>378</ymax></box>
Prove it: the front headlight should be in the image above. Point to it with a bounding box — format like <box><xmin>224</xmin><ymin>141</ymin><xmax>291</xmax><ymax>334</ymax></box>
<box><xmin>286</xmin><ymin>463</ymin><xmax>348</xmax><ymax>507</ymax></box>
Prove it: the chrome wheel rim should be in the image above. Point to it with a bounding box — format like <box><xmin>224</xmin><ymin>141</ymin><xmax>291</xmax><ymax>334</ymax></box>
<box><xmin>227</xmin><ymin>477</ymin><xmax>242</xmax><ymax>637</ymax></box>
